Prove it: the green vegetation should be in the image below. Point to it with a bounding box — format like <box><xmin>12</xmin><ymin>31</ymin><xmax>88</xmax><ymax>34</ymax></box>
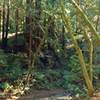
<box><xmin>0</xmin><ymin>0</ymin><xmax>100</xmax><ymax>99</ymax></box>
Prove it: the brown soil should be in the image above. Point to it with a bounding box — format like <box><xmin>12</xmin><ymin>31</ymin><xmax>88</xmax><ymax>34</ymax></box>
<box><xmin>18</xmin><ymin>89</ymin><xmax>65</xmax><ymax>100</ymax></box>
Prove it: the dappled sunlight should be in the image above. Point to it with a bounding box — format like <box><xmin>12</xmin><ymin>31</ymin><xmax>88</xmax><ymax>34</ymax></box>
<box><xmin>0</xmin><ymin>0</ymin><xmax>100</xmax><ymax>99</ymax></box>
<box><xmin>0</xmin><ymin>32</ymin><xmax>22</xmax><ymax>40</ymax></box>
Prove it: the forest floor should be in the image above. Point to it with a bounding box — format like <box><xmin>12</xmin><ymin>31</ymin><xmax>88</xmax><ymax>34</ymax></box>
<box><xmin>0</xmin><ymin>89</ymin><xmax>100</xmax><ymax>100</ymax></box>
<box><xmin>0</xmin><ymin>89</ymin><xmax>80</xmax><ymax>100</ymax></box>
<box><xmin>0</xmin><ymin>89</ymin><xmax>82</xmax><ymax>100</ymax></box>
<box><xmin>18</xmin><ymin>89</ymin><xmax>71</xmax><ymax>100</ymax></box>
<box><xmin>0</xmin><ymin>89</ymin><xmax>67</xmax><ymax>100</ymax></box>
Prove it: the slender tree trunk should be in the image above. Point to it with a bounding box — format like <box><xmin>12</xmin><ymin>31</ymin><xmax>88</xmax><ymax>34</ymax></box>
<box><xmin>14</xmin><ymin>8</ymin><xmax>19</xmax><ymax>53</ymax></box>
<box><xmin>29</xmin><ymin>17</ymin><xmax>32</xmax><ymax>66</ymax></box>
<box><xmin>33</xmin><ymin>0</ymin><xmax>42</xmax><ymax>53</ymax></box>
<box><xmin>83</xmin><ymin>30</ymin><xmax>93</xmax><ymax>82</ymax></box>
<box><xmin>75</xmin><ymin>0</ymin><xmax>81</xmax><ymax>33</ymax></box>
<box><xmin>23</xmin><ymin>0</ymin><xmax>34</xmax><ymax>88</ymax></box>
<box><xmin>96</xmin><ymin>15</ymin><xmax>99</xmax><ymax>31</ymax></box>
<box><xmin>34</xmin><ymin>0</ymin><xmax>42</xmax><ymax>37</ymax></box>
<box><xmin>2</xmin><ymin>0</ymin><xmax>5</xmax><ymax>49</ymax></box>
<box><xmin>0</xmin><ymin>9</ymin><xmax>1</xmax><ymax>39</ymax></box>
<box><xmin>61</xmin><ymin>25</ymin><xmax>65</xmax><ymax>50</ymax></box>
<box><xmin>4</xmin><ymin>0</ymin><xmax>10</xmax><ymax>49</ymax></box>
<box><xmin>25</xmin><ymin>0</ymin><xmax>33</xmax><ymax>65</ymax></box>
<box><xmin>35</xmin><ymin>0</ymin><xmax>41</xmax><ymax>20</ymax></box>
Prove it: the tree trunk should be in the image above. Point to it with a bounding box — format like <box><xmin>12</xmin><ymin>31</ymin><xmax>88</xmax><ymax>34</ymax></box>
<box><xmin>14</xmin><ymin>8</ymin><xmax>19</xmax><ymax>53</ymax></box>
<box><xmin>0</xmin><ymin>9</ymin><xmax>1</xmax><ymax>34</ymax></box>
<box><xmin>32</xmin><ymin>0</ymin><xmax>42</xmax><ymax>53</ymax></box>
<box><xmin>34</xmin><ymin>0</ymin><xmax>42</xmax><ymax>37</ymax></box>
<box><xmin>75</xmin><ymin>0</ymin><xmax>81</xmax><ymax>33</ymax></box>
<box><xmin>4</xmin><ymin>0</ymin><xmax>10</xmax><ymax>49</ymax></box>
<box><xmin>25</xmin><ymin>0</ymin><xmax>33</xmax><ymax>65</ymax></box>
<box><xmin>61</xmin><ymin>25</ymin><xmax>65</xmax><ymax>50</ymax></box>
<box><xmin>96</xmin><ymin>15</ymin><xmax>99</xmax><ymax>31</ymax></box>
<box><xmin>2</xmin><ymin>0</ymin><xmax>6</xmax><ymax>49</ymax></box>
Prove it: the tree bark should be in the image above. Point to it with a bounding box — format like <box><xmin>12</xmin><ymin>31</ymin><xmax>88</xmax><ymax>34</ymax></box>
<box><xmin>2</xmin><ymin>0</ymin><xmax>5</xmax><ymax>49</ymax></box>
<box><xmin>14</xmin><ymin>8</ymin><xmax>19</xmax><ymax>53</ymax></box>
<box><xmin>25</xmin><ymin>0</ymin><xmax>33</xmax><ymax>65</ymax></box>
<box><xmin>0</xmin><ymin>9</ymin><xmax>1</xmax><ymax>34</ymax></box>
<box><xmin>4</xmin><ymin>0</ymin><xmax>10</xmax><ymax>49</ymax></box>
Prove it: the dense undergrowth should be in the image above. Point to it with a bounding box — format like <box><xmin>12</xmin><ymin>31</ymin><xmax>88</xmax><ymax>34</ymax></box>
<box><xmin>0</xmin><ymin>49</ymin><xmax>100</xmax><ymax>97</ymax></box>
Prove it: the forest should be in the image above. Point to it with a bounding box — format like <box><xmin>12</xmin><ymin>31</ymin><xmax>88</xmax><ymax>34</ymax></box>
<box><xmin>0</xmin><ymin>0</ymin><xmax>100</xmax><ymax>100</ymax></box>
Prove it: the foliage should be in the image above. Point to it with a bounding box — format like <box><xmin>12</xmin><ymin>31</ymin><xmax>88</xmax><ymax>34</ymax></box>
<box><xmin>32</xmin><ymin>67</ymin><xmax>84</xmax><ymax>94</ymax></box>
<box><xmin>0</xmin><ymin>51</ymin><xmax>27</xmax><ymax>81</ymax></box>
<box><xmin>0</xmin><ymin>0</ymin><xmax>100</xmax><ymax>98</ymax></box>
<box><xmin>0</xmin><ymin>49</ymin><xmax>8</xmax><ymax>65</ymax></box>
<box><xmin>0</xmin><ymin>82</ymin><xmax>11</xmax><ymax>90</ymax></box>
<box><xmin>67</xmin><ymin>55</ymin><xmax>81</xmax><ymax>71</ymax></box>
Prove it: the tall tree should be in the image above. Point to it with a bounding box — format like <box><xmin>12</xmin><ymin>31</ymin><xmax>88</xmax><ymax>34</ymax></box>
<box><xmin>4</xmin><ymin>0</ymin><xmax>10</xmax><ymax>49</ymax></box>
<box><xmin>0</xmin><ymin>8</ymin><xmax>1</xmax><ymax>34</ymax></box>
<box><xmin>14</xmin><ymin>7</ymin><xmax>19</xmax><ymax>53</ymax></box>
<box><xmin>2</xmin><ymin>0</ymin><xmax>5</xmax><ymax>49</ymax></box>
<box><xmin>25</xmin><ymin>0</ymin><xmax>33</xmax><ymax>65</ymax></box>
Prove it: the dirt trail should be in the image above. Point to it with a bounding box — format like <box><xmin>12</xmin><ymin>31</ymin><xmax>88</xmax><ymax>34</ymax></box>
<box><xmin>18</xmin><ymin>89</ymin><xmax>66</xmax><ymax>100</ymax></box>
